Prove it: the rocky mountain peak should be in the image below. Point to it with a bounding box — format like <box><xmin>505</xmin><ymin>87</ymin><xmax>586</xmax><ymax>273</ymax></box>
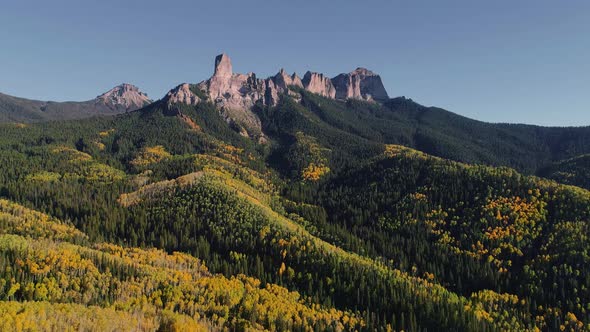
<box><xmin>332</xmin><ymin>68</ymin><xmax>389</xmax><ymax>101</ymax></box>
<box><xmin>213</xmin><ymin>53</ymin><xmax>233</xmax><ymax>78</ymax></box>
<box><xmin>165</xmin><ymin>83</ymin><xmax>201</xmax><ymax>107</ymax></box>
<box><xmin>351</xmin><ymin>67</ymin><xmax>375</xmax><ymax>76</ymax></box>
<box><xmin>273</xmin><ymin>69</ymin><xmax>303</xmax><ymax>90</ymax></box>
<box><xmin>302</xmin><ymin>71</ymin><xmax>336</xmax><ymax>98</ymax></box>
<box><xmin>96</xmin><ymin>83</ymin><xmax>151</xmax><ymax>110</ymax></box>
<box><xmin>163</xmin><ymin>54</ymin><xmax>390</xmax><ymax>142</ymax></box>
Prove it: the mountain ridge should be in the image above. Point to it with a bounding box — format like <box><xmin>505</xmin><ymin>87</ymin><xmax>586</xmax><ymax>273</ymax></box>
<box><xmin>161</xmin><ymin>53</ymin><xmax>390</xmax><ymax>140</ymax></box>
<box><xmin>0</xmin><ymin>83</ymin><xmax>151</xmax><ymax>123</ymax></box>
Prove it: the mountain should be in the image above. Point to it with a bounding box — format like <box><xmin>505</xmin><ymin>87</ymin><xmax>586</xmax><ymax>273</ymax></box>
<box><xmin>95</xmin><ymin>83</ymin><xmax>152</xmax><ymax>111</ymax></box>
<box><xmin>0</xmin><ymin>83</ymin><xmax>151</xmax><ymax>123</ymax></box>
<box><xmin>332</xmin><ymin>67</ymin><xmax>389</xmax><ymax>101</ymax></box>
<box><xmin>1</xmin><ymin>54</ymin><xmax>590</xmax><ymax>331</ymax></box>
<box><xmin>163</xmin><ymin>53</ymin><xmax>390</xmax><ymax>141</ymax></box>
<box><xmin>160</xmin><ymin>54</ymin><xmax>590</xmax><ymax>176</ymax></box>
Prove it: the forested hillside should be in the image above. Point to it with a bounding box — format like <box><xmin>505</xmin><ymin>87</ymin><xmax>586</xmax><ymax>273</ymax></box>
<box><xmin>0</xmin><ymin>199</ymin><xmax>362</xmax><ymax>331</ymax></box>
<box><xmin>0</xmin><ymin>89</ymin><xmax>589</xmax><ymax>331</ymax></box>
<box><xmin>538</xmin><ymin>155</ymin><xmax>590</xmax><ymax>190</ymax></box>
<box><xmin>259</xmin><ymin>91</ymin><xmax>590</xmax><ymax>175</ymax></box>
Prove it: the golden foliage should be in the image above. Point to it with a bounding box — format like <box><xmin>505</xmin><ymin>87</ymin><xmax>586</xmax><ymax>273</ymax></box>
<box><xmin>25</xmin><ymin>171</ymin><xmax>61</xmax><ymax>183</ymax></box>
<box><xmin>0</xmin><ymin>301</ymin><xmax>162</xmax><ymax>332</ymax></box>
<box><xmin>131</xmin><ymin>146</ymin><xmax>172</xmax><ymax>167</ymax></box>
<box><xmin>302</xmin><ymin>163</ymin><xmax>330</xmax><ymax>181</ymax></box>
<box><xmin>98</xmin><ymin>129</ymin><xmax>115</xmax><ymax>137</ymax></box>
<box><xmin>0</xmin><ymin>199</ymin><xmax>362</xmax><ymax>331</ymax></box>
<box><xmin>118</xmin><ymin>171</ymin><xmax>204</xmax><ymax>207</ymax></box>
<box><xmin>0</xmin><ymin>199</ymin><xmax>87</xmax><ymax>243</ymax></box>
<box><xmin>51</xmin><ymin>146</ymin><xmax>92</xmax><ymax>162</ymax></box>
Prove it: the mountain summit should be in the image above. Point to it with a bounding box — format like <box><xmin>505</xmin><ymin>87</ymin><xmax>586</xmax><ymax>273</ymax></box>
<box><xmin>213</xmin><ymin>53</ymin><xmax>233</xmax><ymax>78</ymax></box>
<box><xmin>166</xmin><ymin>53</ymin><xmax>389</xmax><ymax>109</ymax></box>
<box><xmin>163</xmin><ymin>53</ymin><xmax>390</xmax><ymax>139</ymax></box>
<box><xmin>96</xmin><ymin>83</ymin><xmax>152</xmax><ymax>111</ymax></box>
<box><xmin>0</xmin><ymin>83</ymin><xmax>151</xmax><ymax>123</ymax></box>
<box><xmin>332</xmin><ymin>68</ymin><xmax>389</xmax><ymax>101</ymax></box>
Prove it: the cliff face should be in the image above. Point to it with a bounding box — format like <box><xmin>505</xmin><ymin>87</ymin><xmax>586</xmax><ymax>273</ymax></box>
<box><xmin>199</xmin><ymin>54</ymin><xmax>266</xmax><ymax>112</ymax></box>
<box><xmin>273</xmin><ymin>69</ymin><xmax>303</xmax><ymax>91</ymax></box>
<box><xmin>165</xmin><ymin>53</ymin><xmax>390</xmax><ymax>108</ymax></box>
<box><xmin>165</xmin><ymin>84</ymin><xmax>201</xmax><ymax>106</ymax></box>
<box><xmin>332</xmin><ymin>68</ymin><xmax>389</xmax><ymax>101</ymax></box>
<box><xmin>163</xmin><ymin>53</ymin><xmax>390</xmax><ymax>141</ymax></box>
<box><xmin>193</xmin><ymin>54</ymin><xmax>266</xmax><ymax>138</ymax></box>
<box><xmin>302</xmin><ymin>72</ymin><xmax>336</xmax><ymax>99</ymax></box>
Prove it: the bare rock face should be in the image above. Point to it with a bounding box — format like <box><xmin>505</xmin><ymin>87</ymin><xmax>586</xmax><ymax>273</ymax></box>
<box><xmin>162</xmin><ymin>53</ymin><xmax>391</xmax><ymax>142</ymax></box>
<box><xmin>96</xmin><ymin>83</ymin><xmax>151</xmax><ymax>110</ymax></box>
<box><xmin>274</xmin><ymin>69</ymin><xmax>303</xmax><ymax>90</ymax></box>
<box><xmin>201</xmin><ymin>53</ymin><xmax>265</xmax><ymax>109</ymax></box>
<box><xmin>264</xmin><ymin>69</ymin><xmax>304</xmax><ymax>105</ymax></box>
<box><xmin>195</xmin><ymin>54</ymin><xmax>266</xmax><ymax>137</ymax></box>
<box><xmin>165</xmin><ymin>83</ymin><xmax>201</xmax><ymax>106</ymax></box>
<box><xmin>213</xmin><ymin>53</ymin><xmax>233</xmax><ymax>78</ymax></box>
<box><xmin>332</xmin><ymin>68</ymin><xmax>389</xmax><ymax>101</ymax></box>
<box><xmin>302</xmin><ymin>72</ymin><xmax>336</xmax><ymax>99</ymax></box>
<box><xmin>264</xmin><ymin>78</ymin><xmax>280</xmax><ymax>107</ymax></box>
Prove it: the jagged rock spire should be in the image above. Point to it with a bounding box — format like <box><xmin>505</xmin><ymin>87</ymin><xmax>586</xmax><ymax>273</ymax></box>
<box><xmin>302</xmin><ymin>72</ymin><xmax>336</xmax><ymax>99</ymax></box>
<box><xmin>163</xmin><ymin>53</ymin><xmax>391</xmax><ymax>142</ymax></box>
<box><xmin>214</xmin><ymin>53</ymin><xmax>233</xmax><ymax>78</ymax></box>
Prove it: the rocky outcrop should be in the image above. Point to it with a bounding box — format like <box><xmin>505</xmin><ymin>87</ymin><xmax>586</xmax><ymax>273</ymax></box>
<box><xmin>96</xmin><ymin>83</ymin><xmax>152</xmax><ymax>110</ymax></box>
<box><xmin>165</xmin><ymin>83</ymin><xmax>201</xmax><ymax>106</ymax></box>
<box><xmin>264</xmin><ymin>69</ymin><xmax>303</xmax><ymax>105</ymax></box>
<box><xmin>165</xmin><ymin>54</ymin><xmax>390</xmax><ymax>111</ymax></box>
<box><xmin>213</xmin><ymin>53</ymin><xmax>232</xmax><ymax>78</ymax></box>
<box><xmin>193</xmin><ymin>54</ymin><xmax>266</xmax><ymax>137</ymax></box>
<box><xmin>162</xmin><ymin>53</ymin><xmax>390</xmax><ymax>141</ymax></box>
<box><xmin>302</xmin><ymin>72</ymin><xmax>336</xmax><ymax>99</ymax></box>
<box><xmin>199</xmin><ymin>53</ymin><xmax>265</xmax><ymax>110</ymax></box>
<box><xmin>332</xmin><ymin>68</ymin><xmax>389</xmax><ymax>101</ymax></box>
<box><xmin>273</xmin><ymin>69</ymin><xmax>303</xmax><ymax>90</ymax></box>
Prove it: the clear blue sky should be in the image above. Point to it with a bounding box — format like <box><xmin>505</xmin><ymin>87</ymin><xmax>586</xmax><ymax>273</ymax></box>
<box><xmin>1</xmin><ymin>0</ymin><xmax>588</xmax><ymax>126</ymax></box>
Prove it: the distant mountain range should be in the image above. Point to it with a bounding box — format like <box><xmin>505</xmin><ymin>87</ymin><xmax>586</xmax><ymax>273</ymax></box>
<box><xmin>0</xmin><ymin>83</ymin><xmax>151</xmax><ymax>123</ymax></box>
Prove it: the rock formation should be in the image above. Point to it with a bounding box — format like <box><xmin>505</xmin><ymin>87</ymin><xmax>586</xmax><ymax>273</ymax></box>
<box><xmin>198</xmin><ymin>53</ymin><xmax>266</xmax><ymax>110</ymax></box>
<box><xmin>96</xmin><ymin>83</ymin><xmax>152</xmax><ymax>110</ymax></box>
<box><xmin>163</xmin><ymin>53</ymin><xmax>391</xmax><ymax>140</ymax></box>
<box><xmin>193</xmin><ymin>53</ymin><xmax>266</xmax><ymax>137</ymax></box>
<box><xmin>165</xmin><ymin>83</ymin><xmax>201</xmax><ymax>106</ymax></box>
<box><xmin>265</xmin><ymin>69</ymin><xmax>303</xmax><ymax>105</ymax></box>
<box><xmin>164</xmin><ymin>54</ymin><xmax>390</xmax><ymax>110</ymax></box>
<box><xmin>302</xmin><ymin>72</ymin><xmax>336</xmax><ymax>99</ymax></box>
<box><xmin>332</xmin><ymin>68</ymin><xmax>389</xmax><ymax>101</ymax></box>
<box><xmin>273</xmin><ymin>69</ymin><xmax>303</xmax><ymax>90</ymax></box>
<box><xmin>213</xmin><ymin>53</ymin><xmax>233</xmax><ymax>78</ymax></box>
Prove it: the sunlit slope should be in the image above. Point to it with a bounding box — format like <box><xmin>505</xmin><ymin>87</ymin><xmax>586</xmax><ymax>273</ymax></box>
<box><xmin>0</xmin><ymin>199</ymin><xmax>362</xmax><ymax>331</ymax></box>
<box><xmin>112</xmin><ymin>154</ymin><xmax>546</xmax><ymax>331</ymax></box>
